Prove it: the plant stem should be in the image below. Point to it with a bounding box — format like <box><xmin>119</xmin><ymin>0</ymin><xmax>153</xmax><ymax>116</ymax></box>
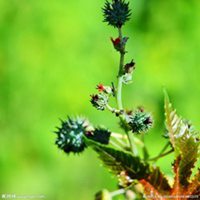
<box><xmin>110</xmin><ymin>188</ymin><xmax>125</xmax><ymax>197</ymax></box>
<box><xmin>147</xmin><ymin>148</ymin><xmax>174</xmax><ymax>162</ymax></box>
<box><xmin>150</xmin><ymin>142</ymin><xmax>171</xmax><ymax>163</ymax></box>
<box><xmin>115</xmin><ymin>27</ymin><xmax>136</xmax><ymax>156</ymax></box>
<box><xmin>158</xmin><ymin>141</ymin><xmax>171</xmax><ymax>156</ymax></box>
<box><xmin>106</xmin><ymin>104</ymin><xmax>117</xmax><ymax>113</ymax></box>
<box><xmin>117</xmin><ymin>27</ymin><xmax>125</xmax><ymax>109</ymax></box>
<box><xmin>150</xmin><ymin>142</ymin><xmax>173</xmax><ymax>162</ymax></box>
<box><xmin>111</xmin><ymin>133</ymin><xmax>128</xmax><ymax>147</ymax></box>
<box><xmin>111</xmin><ymin>132</ymin><xmax>144</xmax><ymax>146</ymax></box>
<box><xmin>117</xmin><ymin>77</ymin><xmax>123</xmax><ymax>109</ymax></box>
<box><xmin>127</xmin><ymin>131</ymin><xmax>138</xmax><ymax>156</ymax></box>
<box><xmin>110</xmin><ymin>140</ymin><xmax>124</xmax><ymax>150</ymax></box>
<box><xmin>141</xmin><ymin>133</ymin><xmax>149</xmax><ymax>161</ymax></box>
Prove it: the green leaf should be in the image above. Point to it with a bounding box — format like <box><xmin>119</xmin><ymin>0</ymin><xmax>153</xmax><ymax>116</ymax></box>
<box><xmin>164</xmin><ymin>91</ymin><xmax>183</xmax><ymax>149</ymax></box>
<box><xmin>176</xmin><ymin>129</ymin><xmax>199</xmax><ymax>185</ymax></box>
<box><xmin>164</xmin><ymin>91</ymin><xmax>200</xmax><ymax>186</ymax></box>
<box><xmin>87</xmin><ymin>139</ymin><xmax>150</xmax><ymax>181</ymax></box>
<box><xmin>87</xmin><ymin>139</ymin><xmax>172</xmax><ymax>196</ymax></box>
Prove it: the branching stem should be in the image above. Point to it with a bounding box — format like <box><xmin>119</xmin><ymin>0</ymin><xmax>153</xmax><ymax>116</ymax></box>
<box><xmin>147</xmin><ymin>148</ymin><xmax>174</xmax><ymax>162</ymax></box>
<box><xmin>149</xmin><ymin>142</ymin><xmax>171</xmax><ymax>162</ymax></box>
<box><xmin>117</xmin><ymin>27</ymin><xmax>125</xmax><ymax>109</ymax></box>
<box><xmin>111</xmin><ymin>132</ymin><xmax>144</xmax><ymax>146</ymax></box>
<box><xmin>158</xmin><ymin>141</ymin><xmax>171</xmax><ymax>156</ymax></box>
<box><xmin>115</xmin><ymin>27</ymin><xmax>136</xmax><ymax>156</ymax></box>
<box><xmin>110</xmin><ymin>188</ymin><xmax>125</xmax><ymax>197</ymax></box>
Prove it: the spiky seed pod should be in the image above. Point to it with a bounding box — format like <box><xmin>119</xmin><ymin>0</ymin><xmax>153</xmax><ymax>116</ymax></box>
<box><xmin>103</xmin><ymin>0</ymin><xmax>131</xmax><ymax>28</ymax></box>
<box><xmin>128</xmin><ymin>110</ymin><xmax>153</xmax><ymax>134</ymax></box>
<box><xmin>54</xmin><ymin>117</ymin><xmax>89</xmax><ymax>154</ymax></box>
<box><xmin>90</xmin><ymin>93</ymin><xmax>109</xmax><ymax>111</ymax></box>
<box><xmin>86</xmin><ymin>128</ymin><xmax>111</xmax><ymax>145</ymax></box>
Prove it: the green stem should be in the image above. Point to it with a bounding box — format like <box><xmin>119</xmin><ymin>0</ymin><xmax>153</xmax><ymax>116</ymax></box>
<box><xmin>127</xmin><ymin>132</ymin><xmax>138</xmax><ymax>156</ymax></box>
<box><xmin>115</xmin><ymin>27</ymin><xmax>136</xmax><ymax>156</ymax></box>
<box><xmin>150</xmin><ymin>142</ymin><xmax>173</xmax><ymax>162</ymax></box>
<box><xmin>147</xmin><ymin>148</ymin><xmax>174</xmax><ymax>162</ymax></box>
<box><xmin>117</xmin><ymin>27</ymin><xmax>125</xmax><ymax>109</ymax></box>
<box><xmin>110</xmin><ymin>140</ymin><xmax>124</xmax><ymax>150</ymax></box>
<box><xmin>117</xmin><ymin>77</ymin><xmax>123</xmax><ymax>109</ymax></box>
<box><xmin>158</xmin><ymin>141</ymin><xmax>171</xmax><ymax>156</ymax></box>
<box><xmin>111</xmin><ymin>133</ymin><xmax>128</xmax><ymax>147</ymax></box>
<box><xmin>141</xmin><ymin>133</ymin><xmax>149</xmax><ymax>161</ymax></box>
<box><xmin>111</xmin><ymin>132</ymin><xmax>144</xmax><ymax>147</ymax></box>
<box><xmin>106</xmin><ymin>104</ymin><xmax>117</xmax><ymax>113</ymax></box>
<box><xmin>110</xmin><ymin>188</ymin><xmax>125</xmax><ymax>197</ymax></box>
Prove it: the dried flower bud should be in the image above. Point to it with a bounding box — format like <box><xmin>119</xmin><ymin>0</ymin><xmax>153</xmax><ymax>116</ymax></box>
<box><xmin>90</xmin><ymin>93</ymin><xmax>109</xmax><ymax>111</ymax></box>
<box><xmin>122</xmin><ymin>73</ymin><xmax>132</xmax><ymax>84</ymax></box>
<box><xmin>96</xmin><ymin>84</ymin><xmax>105</xmax><ymax>92</ymax></box>
<box><xmin>122</xmin><ymin>60</ymin><xmax>135</xmax><ymax>84</ymax></box>
<box><xmin>118</xmin><ymin>170</ymin><xmax>133</xmax><ymax>187</ymax></box>
<box><xmin>124</xmin><ymin>60</ymin><xmax>135</xmax><ymax>74</ymax></box>
<box><xmin>111</xmin><ymin>37</ymin><xmax>121</xmax><ymax>52</ymax></box>
<box><xmin>111</xmin><ymin>37</ymin><xmax>121</xmax><ymax>46</ymax></box>
<box><xmin>103</xmin><ymin>0</ymin><xmax>131</xmax><ymax>28</ymax></box>
<box><xmin>111</xmin><ymin>37</ymin><xmax>128</xmax><ymax>53</ymax></box>
<box><xmin>127</xmin><ymin>109</ymin><xmax>153</xmax><ymax>134</ymax></box>
<box><xmin>96</xmin><ymin>83</ymin><xmax>113</xmax><ymax>94</ymax></box>
<box><xmin>54</xmin><ymin>117</ymin><xmax>89</xmax><ymax>154</ymax></box>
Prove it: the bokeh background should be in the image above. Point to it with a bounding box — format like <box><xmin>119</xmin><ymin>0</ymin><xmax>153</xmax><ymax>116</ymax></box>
<box><xmin>0</xmin><ymin>0</ymin><xmax>200</xmax><ymax>199</ymax></box>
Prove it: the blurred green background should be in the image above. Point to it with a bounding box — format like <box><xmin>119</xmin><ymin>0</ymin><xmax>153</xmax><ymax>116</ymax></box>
<box><xmin>0</xmin><ymin>0</ymin><xmax>200</xmax><ymax>199</ymax></box>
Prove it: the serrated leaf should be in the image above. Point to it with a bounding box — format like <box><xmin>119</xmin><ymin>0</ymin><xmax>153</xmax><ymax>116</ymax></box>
<box><xmin>140</xmin><ymin>179</ymin><xmax>167</xmax><ymax>200</ymax></box>
<box><xmin>87</xmin><ymin>139</ymin><xmax>150</xmax><ymax>180</ymax></box>
<box><xmin>164</xmin><ymin>92</ymin><xmax>200</xmax><ymax>186</ymax></box>
<box><xmin>87</xmin><ymin>139</ymin><xmax>171</xmax><ymax>195</ymax></box>
<box><xmin>164</xmin><ymin>91</ymin><xmax>183</xmax><ymax>149</ymax></box>
<box><xmin>171</xmin><ymin>157</ymin><xmax>183</xmax><ymax>197</ymax></box>
<box><xmin>176</xmin><ymin>130</ymin><xmax>199</xmax><ymax>185</ymax></box>
<box><xmin>184</xmin><ymin>169</ymin><xmax>200</xmax><ymax>196</ymax></box>
<box><xmin>139</xmin><ymin>166</ymin><xmax>171</xmax><ymax>199</ymax></box>
<box><xmin>147</xmin><ymin>167</ymin><xmax>171</xmax><ymax>193</ymax></box>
